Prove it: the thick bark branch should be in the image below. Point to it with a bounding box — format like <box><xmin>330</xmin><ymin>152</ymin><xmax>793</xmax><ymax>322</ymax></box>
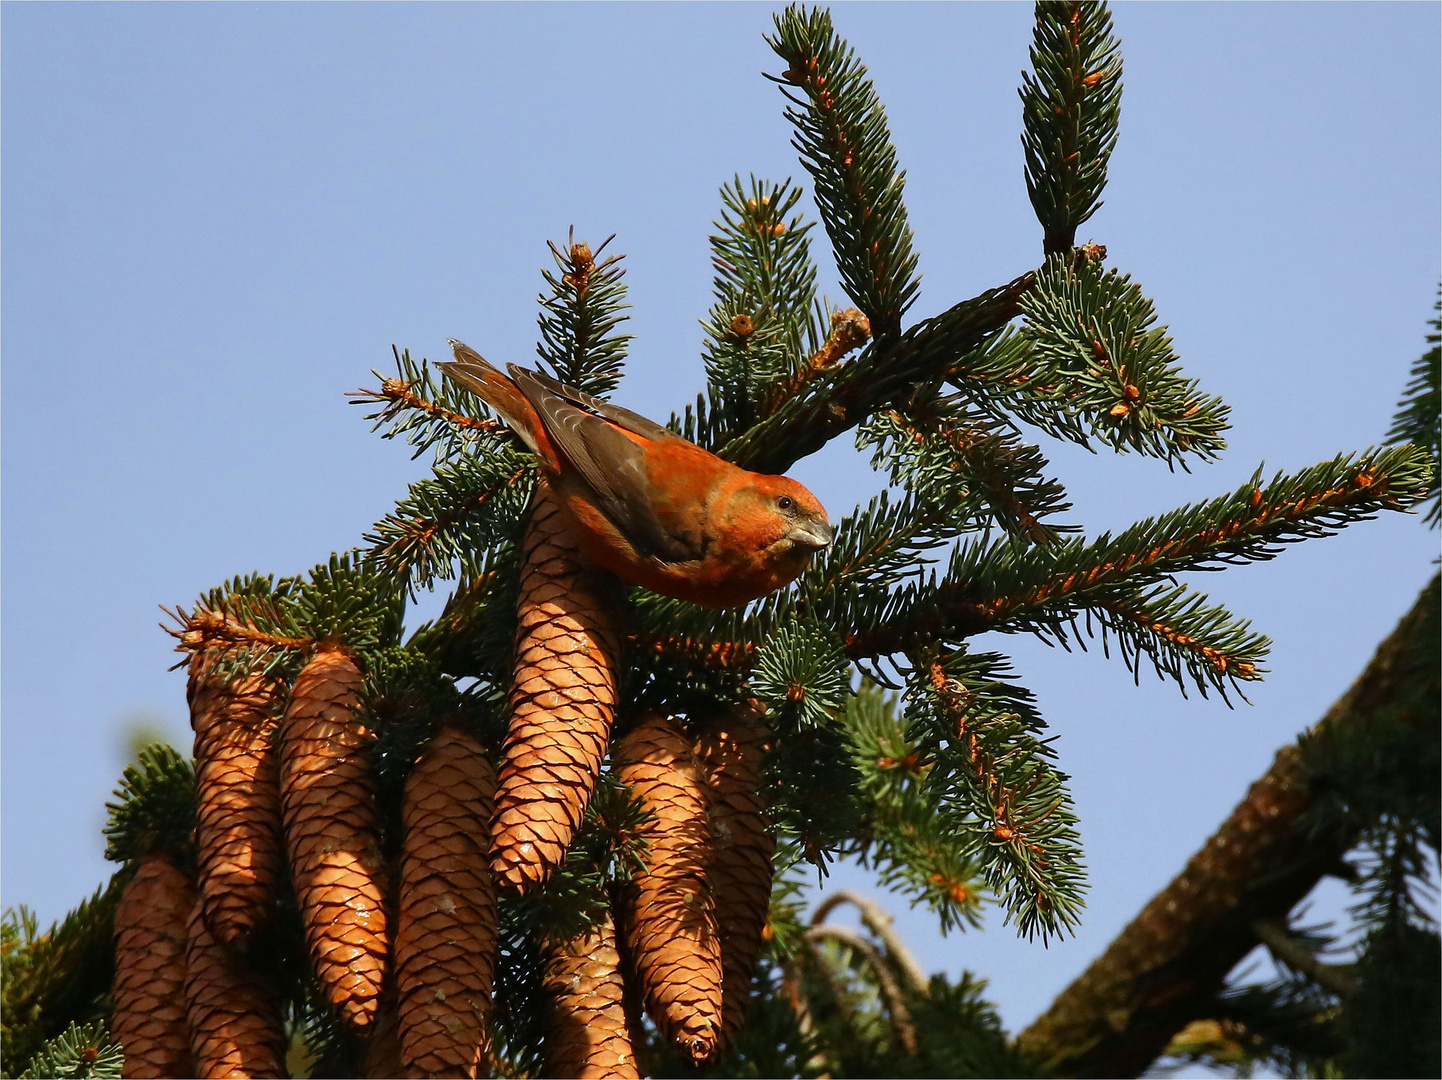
<box><xmin>720</xmin><ymin>274</ymin><xmax>1032</xmax><ymax>475</ymax></box>
<box><xmin>1015</xmin><ymin>578</ymin><xmax>1438</xmax><ymax>1077</ymax></box>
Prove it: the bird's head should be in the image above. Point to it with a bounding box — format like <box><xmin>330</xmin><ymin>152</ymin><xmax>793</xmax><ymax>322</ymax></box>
<box><xmin>733</xmin><ymin>474</ymin><xmax>834</xmax><ymax>570</ymax></box>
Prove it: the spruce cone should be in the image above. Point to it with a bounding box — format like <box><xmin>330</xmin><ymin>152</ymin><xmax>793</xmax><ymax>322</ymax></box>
<box><xmin>188</xmin><ymin>650</ymin><xmax>284</xmax><ymax>949</ymax></box>
<box><xmin>696</xmin><ymin>700</ymin><xmax>775</xmax><ymax>1050</ymax></box>
<box><xmin>492</xmin><ymin>480</ymin><xmax>621</xmax><ymax>892</ymax></box>
<box><xmin>395</xmin><ymin>723</ymin><xmax>499</xmax><ymax>1079</ymax></box>
<box><xmin>541</xmin><ymin>911</ymin><xmax>640</xmax><ymax>1080</ymax></box>
<box><xmin>184</xmin><ymin>895</ymin><xmax>287</xmax><ymax>1079</ymax></box>
<box><xmin>617</xmin><ymin>713</ymin><xmax>723</xmax><ymax>1065</ymax></box>
<box><xmin>279</xmin><ymin>648</ymin><xmax>388</xmax><ymax>1032</ymax></box>
<box><xmin>363</xmin><ymin>1000</ymin><xmax>403</xmax><ymax>1080</ymax></box>
<box><xmin>112</xmin><ymin>853</ymin><xmax>194</xmax><ymax>1079</ymax></box>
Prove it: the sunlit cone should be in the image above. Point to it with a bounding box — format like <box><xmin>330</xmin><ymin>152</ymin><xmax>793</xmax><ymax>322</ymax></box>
<box><xmin>541</xmin><ymin>910</ymin><xmax>640</xmax><ymax>1080</ymax></box>
<box><xmin>188</xmin><ymin>650</ymin><xmax>284</xmax><ymax>949</ymax></box>
<box><xmin>395</xmin><ymin>722</ymin><xmax>498</xmax><ymax>1079</ymax></box>
<box><xmin>617</xmin><ymin>712</ymin><xmax>723</xmax><ymax>1065</ymax></box>
<box><xmin>184</xmin><ymin>895</ymin><xmax>286</xmax><ymax>1079</ymax></box>
<box><xmin>696</xmin><ymin>700</ymin><xmax>775</xmax><ymax>1049</ymax></box>
<box><xmin>279</xmin><ymin>647</ymin><xmax>388</xmax><ymax>1032</ymax></box>
<box><xmin>491</xmin><ymin>481</ymin><xmax>621</xmax><ymax>891</ymax></box>
<box><xmin>112</xmin><ymin>853</ymin><xmax>194</xmax><ymax>1079</ymax></box>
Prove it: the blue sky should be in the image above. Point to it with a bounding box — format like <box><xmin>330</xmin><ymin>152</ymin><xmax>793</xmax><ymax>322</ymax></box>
<box><xmin>3</xmin><ymin>2</ymin><xmax>1438</xmax><ymax>1035</ymax></box>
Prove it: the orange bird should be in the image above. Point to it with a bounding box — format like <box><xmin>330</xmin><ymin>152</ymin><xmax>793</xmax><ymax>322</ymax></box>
<box><xmin>440</xmin><ymin>342</ymin><xmax>834</xmax><ymax>608</ymax></box>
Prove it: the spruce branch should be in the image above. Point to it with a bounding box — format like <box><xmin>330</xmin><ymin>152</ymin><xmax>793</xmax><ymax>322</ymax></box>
<box><xmin>350</xmin><ymin>345</ymin><xmax>502</xmax><ymax>460</ymax></box>
<box><xmin>841</xmin><ymin>688</ymin><xmax>986</xmax><ymax>933</ymax></box>
<box><xmin>628</xmin><ymin>630</ymin><xmax>757</xmax><ymax>673</ymax></box>
<box><xmin>990</xmin><ymin>252</ymin><xmax>1231</xmax><ymax>465</ymax></box>
<box><xmin>15</xmin><ymin>1020</ymin><xmax>122</xmax><ymax>1080</ymax></box>
<box><xmin>810</xmin><ymin>890</ymin><xmax>930</xmax><ymax>996</ymax></box>
<box><xmin>535</xmin><ymin>231</ymin><xmax>632</xmax><ymax>399</ymax></box>
<box><xmin>764</xmin><ymin>306</ymin><xmax>873</xmax><ymax>416</ymax></box>
<box><xmin>365</xmin><ymin>455</ymin><xmax>534</xmax><ymax>591</ymax></box>
<box><xmin>859</xmin><ymin>396</ymin><xmax>1075</xmax><ymax>547</ymax></box>
<box><xmin>691</xmin><ymin>177</ymin><xmax>821</xmax><ymax>448</ymax></box>
<box><xmin>912</xmin><ymin>649</ymin><xmax>1086</xmax><ymax>941</ymax></box>
<box><xmin>1018</xmin><ymin>576</ymin><xmax>1439</xmax><ymax>1077</ymax></box>
<box><xmin>751</xmin><ymin>621</ymin><xmax>850</xmax><ymax>730</ymax></box>
<box><xmin>1386</xmin><ymin>289</ymin><xmax>1440</xmax><ymax>525</ymax></box>
<box><xmin>789</xmin><ymin>489</ymin><xmax>959</xmax><ymax>636</ymax></box>
<box><xmin>169</xmin><ymin>554</ymin><xmax>408</xmax><ymax>681</ymax></box>
<box><xmin>804</xmin><ymin>924</ymin><xmax>918</xmax><ymax>1055</ymax></box>
<box><xmin>2</xmin><ymin>882</ymin><xmax>125</xmax><ymax>1073</ymax></box>
<box><xmin>1046</xmin><ymin>582</ymin><xmax>1270</xmax><ymax>700</ymax></box>
<box><xmin>1250</xmin><ymin>918</ymin><xmax>1358</xmax><ymax>997</ymax></box>
<box><xmin>102</xmin><ymin>744</ymin><xmax>197</xmax><ymax>865</ymax></box>
<box><xmin>162</xmin><ymin>604</ymin><xmax>313</xmax><ymax>686</ymax></box>
<box><xmin>849</xmin><ymin>445</ymin><xmax>1434</xmax><ymax>660</ymax></box>
<box><xmin>766</xmin><ymin>5</ymin><xmax>919</xmax><ymax>341</ymax></box>
<box><xmin>162</xmin><ymin>573</ymin><xmax>308</xmax><ymax>682</ymax></box>
<box><xmin>288</xmin><ymin>550</ymin><xmax>407</xmax><ymax>657</ymax></box>
<box><xmin>1021</xmin><ymin>1</ymin><xmax>1124</xmax><ymax>255</ymax></box>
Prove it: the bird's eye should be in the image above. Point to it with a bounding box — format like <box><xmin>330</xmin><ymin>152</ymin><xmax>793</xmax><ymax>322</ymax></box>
<box><xmin>777</xmin><ymin>495</ymin><xmax>794</xmax><ymax>511</ymax></box>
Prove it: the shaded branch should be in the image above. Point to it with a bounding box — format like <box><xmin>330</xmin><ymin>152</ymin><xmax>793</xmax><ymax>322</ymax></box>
<box><xmin>812</xmin><ymin>889</ymin><xmax>929</xmax><ymax>995</ymax></box>
<box><xmin>1016</xmin><ymin>578</ymin><xmax>1438</xmax><ymax>1077</ymax></box>
<box><xmin>806</xmin><ymin>924</ymin><xmax>918</xmax><ymax>1056</ymax></box>
<box><xmin>1251</xmin><ymin>918</ymin><xmax>1358</xmax><ymax>998</ymax></box>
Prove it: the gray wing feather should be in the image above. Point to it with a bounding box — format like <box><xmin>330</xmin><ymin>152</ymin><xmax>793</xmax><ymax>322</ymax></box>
<box><xmin>509</xmin><ymin>363</ymin><xmax>679</xmax><ymax>444</ymax></box>
<box><xmin>436</xmin><ymin>342</ymin><xmax>544</xmax><ymax>456</ymax></box>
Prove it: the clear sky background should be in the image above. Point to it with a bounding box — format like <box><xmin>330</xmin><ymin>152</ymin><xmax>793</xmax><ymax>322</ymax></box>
<box><xmin>3</xmin><ymin>1</ymin><xmax>1438</xmax><ymax>1040</ymax></box>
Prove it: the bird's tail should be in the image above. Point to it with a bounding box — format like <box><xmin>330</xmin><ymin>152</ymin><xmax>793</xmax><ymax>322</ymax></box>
<box><xmin>440</xmin><ymin>341</ymin><xmax>553</xmax><ymax>466</ymax></box>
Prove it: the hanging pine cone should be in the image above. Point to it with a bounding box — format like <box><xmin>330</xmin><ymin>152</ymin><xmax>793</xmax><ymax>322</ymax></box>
<box><xmin>491</xmin><ymin>480</ymin><xmax>621</xmax><ymax>892</ymax></box>
<box><xmin>696</xmin><ymin>700</ymin><xmax>775</xmax><ymax>1050</ymax></box>
<box><xmin>363</xmin><ymin>1000</ymin><xmax>403</xmax><ymax>1080</ymax></box>
<box><xmin>395</xmin><ymin>722</ymin><xmax>498</xmax><ymax>1079</ymax></box>
<box><xmin>188</xmin><ymin>650</ymin><xmax>284</xmax><ymax>949</ymax></box>
<box><xmin>541</xmin><ymin>911</ymin><xmax>640</xmax><ymax>1080</ymax></box>
<box><xmin>617</xmin><ymin>712</ymin><xmax>723</xmax><ymax>1065</ymax></box>
<box><xmin>111</xmin><ymin>853</ymin><xmax>194</xmax><ymax>1079</ymax></box>
<box><xmin>279</xmin><ymin>647</ymin><xmax>388</xmax><ymax>1032</ymax></box>
<box><xmin>184</xmin><ymin>895</ymin><xmax>287</xmax><ymax>1079</ymax></box>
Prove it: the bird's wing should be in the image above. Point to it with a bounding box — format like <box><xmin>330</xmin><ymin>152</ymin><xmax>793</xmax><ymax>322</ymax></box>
<box><xmin>508</xmin><ymin>366</ymin><xmax>700</xmax><ymax>564</ymax></box>
<box><xmin>437</xmin><ymin>343</ymin><xmax>545</xmax><ymax>457</ymax></box>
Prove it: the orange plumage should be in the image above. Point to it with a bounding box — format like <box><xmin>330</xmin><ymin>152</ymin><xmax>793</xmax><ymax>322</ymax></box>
<box><xmin>440</xmin><ymin>343</ymin><xmax>833</xmax><ymax>608</ymax></box>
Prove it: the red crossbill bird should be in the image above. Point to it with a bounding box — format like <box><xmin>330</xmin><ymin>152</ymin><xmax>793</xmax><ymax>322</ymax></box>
<box><xmin>440</xmin><ymin>342</ymin><xmax>834</xmax><ymax>608</ymax></box>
